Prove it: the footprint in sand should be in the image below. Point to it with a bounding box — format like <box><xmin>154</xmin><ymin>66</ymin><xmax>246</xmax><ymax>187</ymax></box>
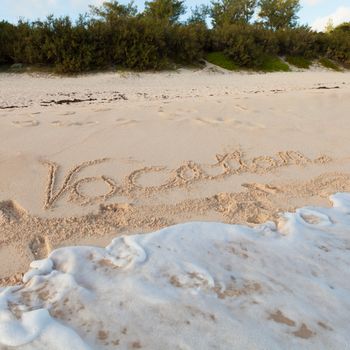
<box><xmin>172</xmin><ymin>109</ymin><xmax>199</xmax><ymax>117</ymax></box>
<box><xmin>67</xmin><ymin>121</ymin><xmax>99</xmax><ymax>126</ymax></box>
<box><xmin>158</xmin><ymin>110</ymin><xmax>174</xmax><ymax>121</ymax></box>
<box><xmin>194</xmin><ymin>117</ymin><xmax>236</xmax><ymax>126</ymax></box>
<box><xmin>51</xmin><ymin>120</ymin><xmax>63</xmax><ymax>127</ymax></box>
<box><xmin>232</xmin><ymin>119</ymin><xmax>265</xmax><ymax>130</ymax></box>
<box><xmin>115</xmin><ymin>118</ymin><xmax>139</xmax><ymax>126</ymax></box>
<box><xmin>193</xmin><ymin>117</ymin><xmax>211</xmax><ymax>125</ymax></box>
<box><xmin>51</xmin><ymin>120</ymin><xmax>98</xmax><ymax>127</ymax></box>
<box><xmin>158</xmin><ymin>107</ymin><xmax>199</xmax><ymax>120</ymax></box>
<box><xmin>57</xmin><ymin>111</ymin><xmax>76</xmax><ymax>116</ymax></box>
<box><xmin>179</xmin><ymin>108</ymin><xmax>198</xmax><ymax>114</ymax></box>
<box><xmin>12</xmin><ymin>120</ymin><xmax>39</xmax><ymax>127</ymax></box>
<box><xmin>193</xmin><ymin>117</ymin><xmax>265</xmax><ymax>130</ymax></box>
<box><xmin>94</xmin><ymin>107</ymin><xmax>112</xmax><ymax>112</ymax></box>
<box><xmin>28</xmin><ymin>235</ymin><xmax>52</xmax><ymax>260</ymax></box>
<box><xmin>0</xmin><ymin>200</ymin><xmax>27</xmax><ymax>223</ymax></box>
<box><xmin>158</xmin><ymin>107</ymin><xmax>165</xmax><ymax>113</ymax></box>
<box><xmin>235</xmin><ymin>104</ymin><xmax>249</xmax><ymax>111</ymax></box>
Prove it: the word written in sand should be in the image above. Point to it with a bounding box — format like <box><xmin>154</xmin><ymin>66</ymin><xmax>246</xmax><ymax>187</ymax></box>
<box><xmin>43</xmin><ymin>150</ymin><xmax>331</xmax><ymax>209</ymax></box>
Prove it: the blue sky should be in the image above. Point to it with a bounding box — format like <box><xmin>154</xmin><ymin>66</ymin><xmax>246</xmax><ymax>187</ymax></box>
<box><xmin>1</xmin><ymin>0</ymin><xmax>350</xmax><ymax>31</ymax></box>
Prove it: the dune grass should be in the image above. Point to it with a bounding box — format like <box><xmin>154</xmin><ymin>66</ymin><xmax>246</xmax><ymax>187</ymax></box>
<box><xmin>205</xmin><ymin>52</ymin><xmax>290</xmax><ymax>72</ymax></box>
<box><xmin>285</xmin><ymin>56</ymin><xmax>312</xmax><ymax>69</ymax></box>
<box><xmin>258</xmin><ymin>55</ymin><xmax>290</xmax><ymax>72</ymax></box>
<box><xmin>205</xmin><ymin>52</ymin><xmax>238</xmax><ymax>71</ymax></box>
<box><xmin>319</xmin><ymin>58</ymin><xmax>342</xmax><ymax>71</ymax></box>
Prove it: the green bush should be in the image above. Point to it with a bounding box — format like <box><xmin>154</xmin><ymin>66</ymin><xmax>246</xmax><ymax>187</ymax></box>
<box><xmin>258</xmin><ymin>55</ymin><xmax>290</xmax><ymax>72</ymax></box>
<box><xmin>211</xmin><ymin>24</ymin><xmax>277</xmax><ymax>68</ymax></box>
<box><xmin>110</xmin><ymin>18</ymin><xmax>170</xmax><ymax>70</ymax></box>
<box><xmin>0</xmin><ymin>21</ymin><xmax>16</xmax><ymax>64</ymax></box>
<box><xmin>333</xmin><ymin>22</ymin><xmax>350</xmax><ymax>33</ymax></box>
<box><xmin>167</xmin><ymin>23</ymin><xmax>208</xmax><ymax>65</ymax></box>
<box><xmin>205</xmin><ymin>52</ymin><xmax>238</xmax><ymax>70</ymax></box>
<box><xmin>319</xmin><ymin>58</ymin><xmax>341</xmax><ymax>71</ymax></box>
<box><xmin>275</xmin><ymin>27</ymin><xmax>321</xmax><ymax>58</ymax></box>
<box><xmin>285</xmin><ymin>55</ymin><xmax>311</xmax><ymax>68</ymax></box>
<box><xmin>324</xmin><ymin>30</ymin><xmax>350</xmax><ymax>66</ymax></box>
<box><xmin>0</xmin><ymin>1</ymin><xmax>349</xmax><ymax>74</ymax></box>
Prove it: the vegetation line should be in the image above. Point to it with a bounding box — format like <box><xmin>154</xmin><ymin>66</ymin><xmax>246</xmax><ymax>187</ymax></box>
<box><xmin>0</xmin><ymin>0</ymin><xmax>349</xmax><ymax>73</ymax></box>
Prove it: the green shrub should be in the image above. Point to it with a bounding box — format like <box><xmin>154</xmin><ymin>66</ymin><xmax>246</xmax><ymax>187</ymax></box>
<box><xmin>0</xmin><ymin>1</ymin><xmax>349</xmax><ymax>74</ymax></box>
<box><xmin>110</xmin><ymin>18</ymin><xmax>170</xmax><ymax>70</ymax></box>
<box><xmin>211</xmin><ymin>24</ymin><xmax>277</xmax><ymax>68</ymax></box>
<box><xmin>285</xmin><ymin>55</ymin><xmax>311</xmax><ymax>68</ymax></box>
<box><xmin>276</xmin><ymin>27</ymin><xmax>321</xmax><ymax>58</ymax></box>
<box><xmin>319</xmin><ymin>57</ymin><xmax>341</xmax><ymax>71</ymax></box>
<box><xmin>167</xmin><ymin>23</ymin><xmax>208</xmax><ymax>65</ymax></box>
<box><xmin>257</xmin><ymin>55</ymin><xmax>290</xmax><ymax>72</ymax></box>
<box><xmin>333</xmin><ymin>22</ymin><xmax>350</xmax><ymax>33</ymax></box>
<box><xmin>205</xmin><ymin>51</ymin><xmax>238</xmax><ymax>70</ymax></box>
<box><xmin>324</xmin><ymin>29</ymin><xmax>350</xmax><ymax>66</ymax></box>
<box><xmin>0</xmin><ymin>21</ymin><xmax>16</xmax><ymax>64</ymax></box>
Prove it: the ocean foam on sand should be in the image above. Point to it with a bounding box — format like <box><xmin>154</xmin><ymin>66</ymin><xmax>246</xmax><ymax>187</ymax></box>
<box><xmin>1</xmin><ymin>193</ymin><xmax>350</xmax><ymax>349</ymax></box>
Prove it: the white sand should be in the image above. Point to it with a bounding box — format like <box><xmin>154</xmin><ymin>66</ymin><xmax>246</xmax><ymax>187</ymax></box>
<box><xmin>0</xmin><ymin>69</ymin><xmax>350</xmax><ymax>280</ymax></box>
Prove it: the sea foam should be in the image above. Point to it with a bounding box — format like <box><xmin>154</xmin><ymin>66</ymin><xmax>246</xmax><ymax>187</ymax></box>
<box><xmin>1</xmin><ymin>193</ymin><xmax>350</xmax><ymax>349</ymax></box>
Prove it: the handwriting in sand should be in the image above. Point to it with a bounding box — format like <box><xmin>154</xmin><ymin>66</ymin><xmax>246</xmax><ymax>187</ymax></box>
<box><xmin>43</xmin><ymin>150</ymin><xmax>331</xmax><ymax>209</ymax></box>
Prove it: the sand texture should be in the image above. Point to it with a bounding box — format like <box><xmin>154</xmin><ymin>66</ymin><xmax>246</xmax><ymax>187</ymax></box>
<box><xmin>1</xmin><ymin>69</ymin><xmax>350</xmax><ymax>282</ymax></box>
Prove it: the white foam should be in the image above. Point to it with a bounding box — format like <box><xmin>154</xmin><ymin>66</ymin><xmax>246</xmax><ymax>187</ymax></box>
<box><xmin>1</xmin><ymin>193</ymin><xmax>350</xmax><ymax>349</ymax></box>
<box><xmin>23</xmin><ymin>258</ymin><xmax>53</xmax><ymax>283</ymax></box>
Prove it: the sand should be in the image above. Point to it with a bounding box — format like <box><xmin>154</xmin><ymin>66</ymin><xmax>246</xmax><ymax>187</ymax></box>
<box><xmin>1</xmin><ymin>67</ymin><xmax>350</xmax><ymax>283</ymax></box>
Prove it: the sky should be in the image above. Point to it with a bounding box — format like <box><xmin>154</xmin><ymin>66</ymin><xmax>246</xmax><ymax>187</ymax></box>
<box><xmin>0</xmin><ymin>0</ymin><xmax>350</xmax><ymax>31</ymax></box>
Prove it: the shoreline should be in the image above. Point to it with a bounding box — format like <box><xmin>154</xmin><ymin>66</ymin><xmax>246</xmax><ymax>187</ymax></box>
<box><xmin>1</xmin><ymin>194</ymin><xmax>350</xmax><ymax>348</ymax></box>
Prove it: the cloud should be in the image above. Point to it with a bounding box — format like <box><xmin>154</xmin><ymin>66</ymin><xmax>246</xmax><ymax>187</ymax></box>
<box><xmin>312</xmin><ymin>6</ymin><xmax>350</xmax><ymax>31</ymax></box>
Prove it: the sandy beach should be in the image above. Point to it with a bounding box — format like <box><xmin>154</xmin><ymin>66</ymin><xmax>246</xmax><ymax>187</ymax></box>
<box><xmin>2</xmin><ymin>0</ymin><xmax>350</xmax><ymax>344</ymax></box>
<box><xmin>1</xmin><ymin>67</ymin><xmax>350</xmax><ymax>349</ymax></box>
<box><xmin>1</xmin><ymin>68</ymin><xmax>350</xmax><ymax>282</ymax></box>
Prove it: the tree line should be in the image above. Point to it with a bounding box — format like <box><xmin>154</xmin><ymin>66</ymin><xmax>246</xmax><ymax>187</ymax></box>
<box><xmin>0</xmin><ymin>0</ymin><xmax>349</xmax><ymax>73</ymax></box>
